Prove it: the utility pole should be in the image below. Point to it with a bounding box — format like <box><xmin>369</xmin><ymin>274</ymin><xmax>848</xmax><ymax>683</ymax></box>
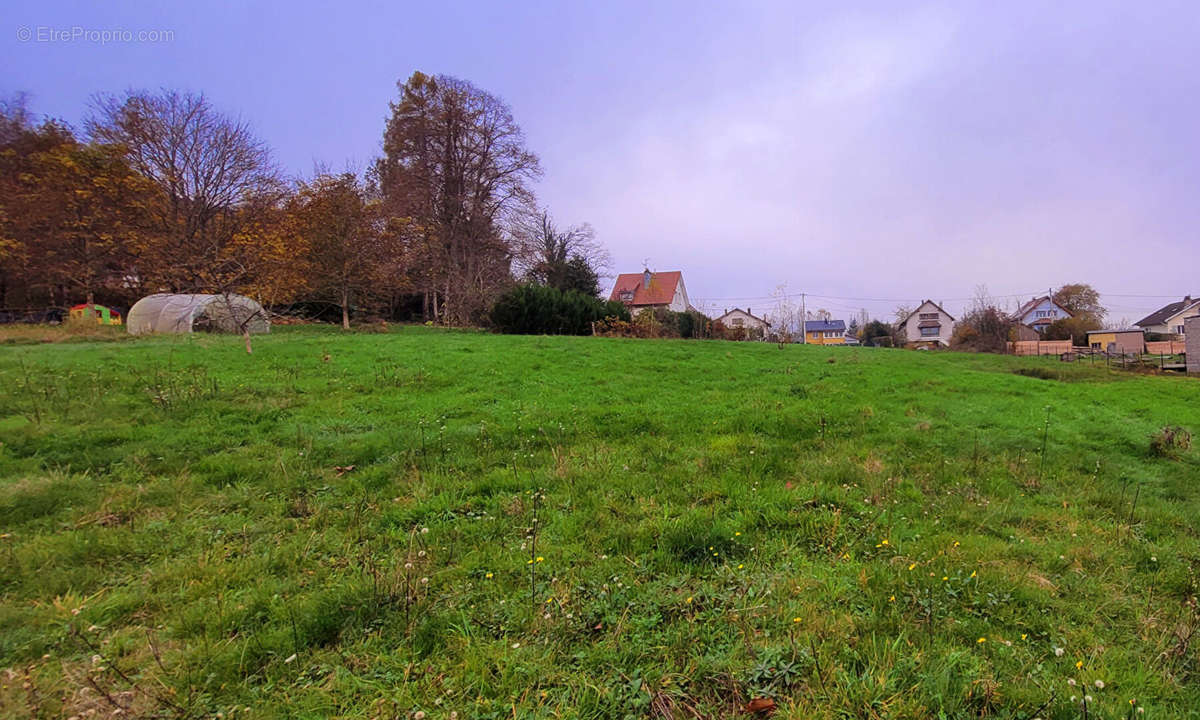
<box><xmin>801</xmin><ymin>292</ymin><xmax>807</xmax><ymax>344</ymax></box>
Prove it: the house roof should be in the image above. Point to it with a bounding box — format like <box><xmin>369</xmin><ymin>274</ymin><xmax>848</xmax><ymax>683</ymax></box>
<box><xmin>1013</xmin><ymin>296</ymin><xmax>1071</xmax><ymax>321</ymax></box>
<box><xmin>609</xmin><ymin>271</ymin><xmax>682</xmax><ymax>306</ymax></box>
<box><xmin>1135</xmin><ymin>296</ymin><xmax>1198</xmax><ymax>327</ymax></box>
<box><xmin>896</xmin><ymin>300</ymin><xmax>955</xmax><ymax>326</ymax></box>
<box><xmin>715</xmin><ymin>307</ymin><xmax>770</xmax><ymax>326</ymax></box>
<box><xmin>805</xmin><ymin>319</ymin><xmax>845</xmax><ymax>332</ymax></box>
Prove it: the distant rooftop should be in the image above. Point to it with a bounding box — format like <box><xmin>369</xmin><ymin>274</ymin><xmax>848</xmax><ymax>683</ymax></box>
<box><xmin>805</xmin><ymin>319</ymin><xmax>845</xmax><ymax>332</ymax></box>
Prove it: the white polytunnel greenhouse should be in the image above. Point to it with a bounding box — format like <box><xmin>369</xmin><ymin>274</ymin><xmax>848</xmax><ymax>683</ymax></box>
<box><xmin>126</xmin><ymin>293</ymin><xmax>271</xmax><ymax>335</ymax></box>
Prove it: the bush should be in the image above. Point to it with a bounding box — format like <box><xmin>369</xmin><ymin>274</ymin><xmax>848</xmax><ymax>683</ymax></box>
<box><xmin>1043</xmin><ymin>316</ymin><xmax>1099</xmax><ymax>346</ymax></box>
<box><xmin>594</xmin><ymin>308</ymin><xmax>713</xmax><ymax>339</ymax></box>
<box><xmin>490</xmin><ymin>284</ymin><xmax>629</xmax><ymax>335</ymax></box>
<box><xmin>861</xmin><ymin>321</ymin><xmax>896</xmax><ymax>347</ymax></box>
<box><xmin>951</xmin><ymin>307</ymin><xmax>1013</xmax><ymax>353</ymax></box>
<box><xmin>1150</xmin><ymin>426</ymin><xmax>1191</xmax><ymax>459</ymax></box>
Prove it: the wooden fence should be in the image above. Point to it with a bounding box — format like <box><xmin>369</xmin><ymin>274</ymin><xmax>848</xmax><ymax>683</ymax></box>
<box><xmin>1007</xmin><ymin>340</ymin><xmax>1073</xmax><ymax>356</ymax></box>
<box><xmin>1146</xmin><ymin>340</ymin><xmax>1186</xmax><ymax>355</ymax></box>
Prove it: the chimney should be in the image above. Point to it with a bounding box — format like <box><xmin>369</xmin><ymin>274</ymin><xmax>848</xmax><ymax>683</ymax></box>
<box><xmin>643</xmin><ymin>268</ymin><xmax>651</xmax><ymax>289</ymax></box>
<box><xmin>747</xmin><ymin>307</ymin><xmax>751</xmax><ymax>316</ymax></box>
<box><xmin>1185</xmin><ymin>295</ymin><xmax>1193</xmax><ymax>305</ymax></box>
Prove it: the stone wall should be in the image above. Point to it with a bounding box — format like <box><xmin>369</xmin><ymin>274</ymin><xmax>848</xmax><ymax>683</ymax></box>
<box><xmin>1187</xmin><ymin>316</ymin><xmax>1200</xmax><ymax>375</ymax></box>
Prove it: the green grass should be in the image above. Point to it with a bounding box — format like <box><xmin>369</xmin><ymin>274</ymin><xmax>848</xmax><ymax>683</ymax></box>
<box><xmin>1</xmin><ymin>326</ymin><xmax>1198</xmax><ymax>719</ymax></box>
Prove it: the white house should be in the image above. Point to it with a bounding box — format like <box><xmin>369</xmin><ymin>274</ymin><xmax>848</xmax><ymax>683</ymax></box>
<box><xmin>714</xmin><ymin>307</ymin><xmax>769</xmax><ymax>333</ymax></box>
<box><xmin>1135</xmin><ymin>295</ymin><xmax>1200</xmax><ymax>337</ymax></box>
<box><xmin>1012</xmin><ymin>295</ymin><xmax>1072</xmax><ymax>334</ymax></box>
<box><xmin>897</xmin><ymin>300</ymin><xmax>956</xmax><ymax>347</ymax></box>
<box><xmin>609</xmin><ymin>269</ymin><xmax>692</xmax><ymax>315</ymax></box>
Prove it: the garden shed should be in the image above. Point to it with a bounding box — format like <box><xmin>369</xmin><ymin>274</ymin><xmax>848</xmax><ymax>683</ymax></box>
<box><xmin>127</xmin><ymin>293</ymin><xmax>270</xmax><ymax>335</ymax></box>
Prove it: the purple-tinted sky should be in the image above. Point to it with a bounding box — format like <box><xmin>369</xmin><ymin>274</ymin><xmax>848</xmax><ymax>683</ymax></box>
<box><xmin>4</xmin><ymin>1</ymin><xmax>1198</xmax><ymax>322</ymax></box>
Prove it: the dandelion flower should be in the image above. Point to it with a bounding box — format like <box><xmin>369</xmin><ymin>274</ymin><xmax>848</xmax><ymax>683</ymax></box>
<box><xmin>970</xmin><ymin>570</ymin><xmax>976</xmax><ymax>578</ymax></box>
<box><xmin>908</xmin><ymin>563</ymin><xmax>916</xmax><ymax>571</ymax></box>
<box><xmin>536</xmin><ymin>556</ymin><xmax>544</xmax><ymax>563</ymax></box>
<box><xmin>735</xmin><ymin>532</ymin><xmax>741</xmax><ymax>536</ymax></box>
<box><xmin>1021</xmin><ymin>634</ymin><xmax>1027</xmax><ymax>640</ymax></box>
<box><xmin>881</xmin><ymin>539</ymin><xmax>889</xmax><ymax>545</ymax></box>
<box><xmin>1054</xmin><ymin>647</ymin><xmax>1065</xmax><ymax>657</ymax></box>
<box><xmin>1068</xmin><ymin>679</ymin><xmax>1076</xmax><ymax>686</ymax></box>
<box><xmin>1095</xmin><ymin>680</ymin><xmax>1104</xmax><ymax>689</ymax></box>
<box><xmin>485</xmin><ymin>572</ymin><xmax>493</xmax><ymax>579</ymax></box>
<box><xmin>737</xmin><ymin>564</ymin><xmax>744</xmax><ymax>569</ymax></box>
<box><xmin>888</xmin><ymin>595</ymin><xmax>895</xmax><ymax>602</ymax></box>
<box><xmin>686</xmin><ymin>596</ymin><xmax>693</xmax><ymax>604</ymax></box>
<box><xmin>792</xmin><ymin>617</ymin><xmax>802</xmax><ymax>623</ymax></box>
<box><xmin>942</xmin><ymin>576</ymin><xmax>949</xmax><ymax>582</ymax></box>
<box><xmin>1076</xmin><ymin>661</ymin><xmax>1083</xmax><ymax>669</ymax></box>
<box><xmin>977</xmin><ymin>637</ymin><xmax>986</xmax><ymax>644</ymax></box>
<box><xmin>1085</xmin><ymin>695</ymin><xmax>1093</xmax><ymax>702</ymax></box>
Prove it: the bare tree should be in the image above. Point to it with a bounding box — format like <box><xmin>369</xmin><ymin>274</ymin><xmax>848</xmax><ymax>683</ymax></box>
<box><xmin>87</xmin><ymin>90</ymin><xmax>283</xmax><ymax>294</ymax></box>
<box><xmin>769</xmin><ymin>284</ymin><xmax>801</xmax><ymax>344</ymax></box>
<box><xmin>807</xmin><ymin>308</ymin><xmax>832</xmax><ymax>321</ymax></box>
<box><xmin>514</xmin><ymin>210</ymin><xmax>610</xmax><ymax>296</ymax></box>
<box><xmin>374</xmin><ymin>72</ymin><xmax>542</xmax><ymax>325</ymax></box>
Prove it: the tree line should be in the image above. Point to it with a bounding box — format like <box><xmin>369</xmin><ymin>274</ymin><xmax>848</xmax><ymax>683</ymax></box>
<box><xmin>0</xmin><ymin>73</ymin><xmax>609</xmax><ymax>327</ymax></box>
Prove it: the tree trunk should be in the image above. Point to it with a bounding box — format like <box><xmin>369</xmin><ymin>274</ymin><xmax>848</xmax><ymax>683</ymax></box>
<box><xmin>341</xmin><ymin>288</ymin><xmax>350</xmax><ymax>330</ymax></box>
<box><xmin>243</xmin><ymin>328</ymin><xmax>253</xmax><ymax>354</ymax></box>
<box><xmin>86</xmin><ymin>290</ymin><xmax>94</xmax><ymax>305</ymax></box>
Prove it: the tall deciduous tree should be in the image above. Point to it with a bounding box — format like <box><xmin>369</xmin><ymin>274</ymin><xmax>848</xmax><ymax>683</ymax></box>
<box><xmin>0</xmin><ymin>99</ymin><xmax>152</xmax><ymax>307</ymax></box>
<box><xmin>374</xmin><ymin>72</ymin><xmax>542</xmax><ymax>325</ymax></box>
<box><xmin>290</xmin><ymin>172</ymin><xmax>397</xmax><ymax>329</ymax></box>
<box><xmin>1052</xmin><ymin>283</ymin><xmax>1106</xmax><ymax>325</ymax></box>
<box><xmin>87</xmin><ymin>90</ymin><xmax>283</xmax><ymax>295</ymax></box>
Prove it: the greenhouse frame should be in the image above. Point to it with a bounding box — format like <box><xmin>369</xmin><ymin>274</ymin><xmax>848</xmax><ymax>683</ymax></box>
<box><xmin>126</xmin><ymin>294</ymin><xmax>270</xmax><ymax>335</ymax></box>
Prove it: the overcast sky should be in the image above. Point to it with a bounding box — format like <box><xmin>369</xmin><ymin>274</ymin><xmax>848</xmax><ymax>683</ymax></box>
<box><xmin>4</xmin><ymin>1</ymin><xmax>1198</xmax><ymax>322</ymax></box>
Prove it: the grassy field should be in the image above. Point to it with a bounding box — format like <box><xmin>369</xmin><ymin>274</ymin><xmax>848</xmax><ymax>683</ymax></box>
<box><xmin>1</xmin><ymin>326</ymin><xmax>1198</xmax><ymax>719</ymax></box>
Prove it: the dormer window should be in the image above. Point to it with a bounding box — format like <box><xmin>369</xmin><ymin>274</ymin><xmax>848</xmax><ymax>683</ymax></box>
<box><xmin>619</xmin><ymin>290</ymin><xmax>634</xmax><ymax>302</ymax></box>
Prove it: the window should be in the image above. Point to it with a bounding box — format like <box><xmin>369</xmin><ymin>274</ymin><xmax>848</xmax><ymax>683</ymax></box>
<box><xmin>920</xmin><ymin>326</ymin><xmax>939</xmax><ymax>337</ymax></box>
<box><xmin>731</xmin><ymin>318</ymin><xmax>743</xmax><ymax>327</ymax></box>
<box><xmin>619</xmin><ymin>290</ymin><xmax>633</xmax><ymax>302</ymax></box>
<box><xmin>919</xmin><ymin>312</ymin><xmax>938</xmax><ymax>320</ymax></box>
<box><xmin>1036</xmin><ymin>310</ymin><xmax>1050</xmax><ymax>318</ymax></box>
<box><xmin>1175</xmin><ymin>325</ymin><xmax>1185</xmax><ymax>334</ymax></box>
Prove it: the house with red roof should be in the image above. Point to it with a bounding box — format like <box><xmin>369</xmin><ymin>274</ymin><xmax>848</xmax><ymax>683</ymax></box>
<box><xmin>609</xmin><ymin>269</ymin><xmax>694</xmax><ymax>315</ymax></box>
